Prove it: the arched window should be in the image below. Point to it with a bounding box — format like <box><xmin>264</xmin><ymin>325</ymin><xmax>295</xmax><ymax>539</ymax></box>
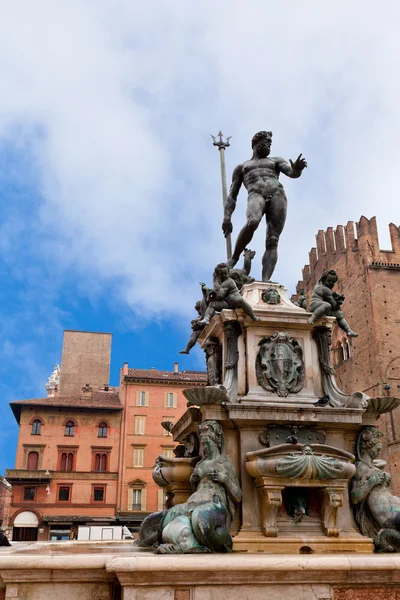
<box><xmin>27</xmin><ymin>452</ymin><xmax>39</xmax><ymax>470</ymax></box>
<box><xmin>98</xmin><ymin>422</ymin><xmax>108</xmax><ymax>438</ymax></box>
<box><xmin>65</xmin><ymin>421</ymin><xmax>75</xmax><ymax>436</ymax></box>
<box><xmin>31</xmin><ymin>420</ymin><xmax>42</xmax><ymax>435</ymax></box>
<box><xmin>60</xmin><ymin>453</ymin><xmax>74</xmax><ymax>471</ymax></box>
<box><xmin>94</xmin><ymin>453</ymin><xmax>107</xmax><ymax>472</ymax></box>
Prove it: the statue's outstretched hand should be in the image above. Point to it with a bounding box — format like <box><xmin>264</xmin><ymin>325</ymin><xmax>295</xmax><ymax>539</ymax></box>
<box><xmin>222</xmin><ymin>218</ymin><xmax>233</xmax><ymax>237</ymax></box>
<box><xmin>290</xmin><ymin>153</ymin><xmax>307</xmax><ymax>172</ymax></box>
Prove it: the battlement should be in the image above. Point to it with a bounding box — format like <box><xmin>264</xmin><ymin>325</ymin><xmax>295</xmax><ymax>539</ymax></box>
<box><xmin>295</xmin><ymin>217</ymin><xmax>400</xmax><ymax>294</ymax></box>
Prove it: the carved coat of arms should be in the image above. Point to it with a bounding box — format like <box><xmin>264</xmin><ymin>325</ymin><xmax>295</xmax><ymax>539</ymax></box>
<box><xmin>256</xmin><ymin>332</ymin><xmax>305</xmax><ymax>397</ymax></box>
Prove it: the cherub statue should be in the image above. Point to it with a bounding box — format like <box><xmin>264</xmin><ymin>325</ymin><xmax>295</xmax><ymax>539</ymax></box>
<box><xmin>156</xmin><ymin>420</ymin><xmax>242</xmax><ymax>553</ymax></box>
<box><xmin>307</xmin><ymin>270</ymin><xmax>358</xmax><ymax>337</ymax></box>
<box><xmin>179</xmin><ymin>283</ymin><xmax>209</xmax><ymax>354</ymax></box>
<box><xmin>198</xmin><ymin>263</ymin><xmax>259</xmax><ymax>326</ymax></box>
<box><xmin>228</xmin><ymin>248</ymin><xmax>256</xmax><ymax>290</ymax></box>
<box><xmin>351</xmin><ymin>427</ymin><xmax>400</xmax><ymax>552</ymax></box>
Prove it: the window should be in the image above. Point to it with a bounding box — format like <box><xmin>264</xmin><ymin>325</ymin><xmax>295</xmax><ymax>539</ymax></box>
<box><xmin>94</xmin><ymin>453</ymin><xmax>108</xmax><ymax>472</ymax></box>
<box><xmin>133</xmin><ymin>447</ymin><xmax>144</xmax><ymax>467</ymax></box>
<box><xmin>93</xmin><ymin>487</ymin><xmax>105</xmax><ymax>502</ymax></box>
<box><xmin>165</xmin><ymin>392</ymin><xmax>177</xmax><ymax>408</ymax></box>
<box><xmin>137</xmin><ymin>391</ymin><xmax>148</xmax><ymax>407</ymax></box>
<box><xmin>98</xmin><ymin>422</ymin><xmax>108</xmax><ymax>438</ymax></box>
<box><xmin>131</xmin><ymin>489</ymin><xmax>142</xmax><ymax>510</ymax></box>
<box><xmin>60</xmin><ymin>452</ymin><xmax>74</xmax><ymax>471</ymax></box>
<box><xmin>163</xmin><ymin>448</ymin><xmax>174</xmax><ymax>458</ymax></box>
<box><xmin>50</xmin><ymin>526</ymin><xmax>71</xmax><ymax>541</ymax></box>
<box><xmin>135</xmin><ymin>416</ymin><xmax>146</xmax><ymax>435</ymax></box>
<box><xmin>65</xmin><ymin>421</ymin><xmax>75</xmax><ymax>436</ymax></box>
<box><xmin>31</xmin><ymin>420</ymin><xmax>42</xmax><ymax>435</ymax></box>
<box><xmin>162</xmin><ymin>417</ymin><xmax>174</xmax><ymax>436</ymax></box>
<box><xmin>24</xmin><ymin>486</ymin><xmax>36</xmax><ymax>501</ymax></box>
<box><xmin>27</xmin><ymin>451</ymin><xmax>39</xmax><ymax>470</ymax></box>
<box><xmin>128</xmin><ymin>481</ymin><xmax>146</xmax><ymax>511</ymax></box>
<box><xmin>157</xmin><ymin>489</ymin><xmax>166</xmax><ymax>511</ymax></box>
<box><xmin>58</xmin><ymin>486</ymin><xmax>71</xmax><ymax>502</ymax></box>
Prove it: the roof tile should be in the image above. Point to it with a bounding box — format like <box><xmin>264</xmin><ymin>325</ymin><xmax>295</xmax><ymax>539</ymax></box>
<box><xmin>125</xmin><ymin>368</ymin><xmax>207</xmax><ymax>383</ymax></box>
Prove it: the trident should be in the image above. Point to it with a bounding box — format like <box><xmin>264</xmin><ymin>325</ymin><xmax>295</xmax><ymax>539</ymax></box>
<box><xmin>211</xmin><ymin>131</ymin><xmax>232</xmax><ymax>260</ymax></box>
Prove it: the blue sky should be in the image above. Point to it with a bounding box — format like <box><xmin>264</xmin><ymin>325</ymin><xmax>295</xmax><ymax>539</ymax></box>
<box><xmin>1</xmin><ymin>1</ymin><xmax>400</xmax><ymax>474</ymax></box>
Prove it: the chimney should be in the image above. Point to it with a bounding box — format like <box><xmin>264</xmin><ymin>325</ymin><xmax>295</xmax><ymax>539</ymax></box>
<box><xmin>174</xmin><ymin>362</ymin><xmax>179</xmax><ymax>373</ymax></box>
<box><xmin>123</xmin><ymin>362</ymin><xmax>128</xmax><ymax>376</ymax></box>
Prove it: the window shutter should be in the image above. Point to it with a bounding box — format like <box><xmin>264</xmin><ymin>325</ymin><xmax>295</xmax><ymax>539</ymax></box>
<box><xmin>173</xmin><ymin>393</ymin><xmax>177</xmax><ymax>408</ymax></box>
<box><xmin>141</xmin><ymin>487</ymin><xmax>147</xmax><ymax>511</ymax></box>
<box><xmin>127</xmin><ymin>488</ymin><xmax>133</xmax><ymax>511</ymax></box>
<box><xmin>145</xmin><ymin>391</ymin><xmax>149</xmax><ymax>407</ymax></box>
<box><xmin>157</xmin><ymin>489</ymin><xmax>164</xmax><ymax>511</ymax></box>
<box><xmin>164</xmin><ymin>392</ymin><xmax>168</xmax><ymax>408</ymax></box>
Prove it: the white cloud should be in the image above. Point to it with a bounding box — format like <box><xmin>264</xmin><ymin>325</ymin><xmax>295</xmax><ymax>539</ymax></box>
<box><xmin>0</xmin><ymin>0</ymin><xmax>399</xmax><ymax>322</ymax></box>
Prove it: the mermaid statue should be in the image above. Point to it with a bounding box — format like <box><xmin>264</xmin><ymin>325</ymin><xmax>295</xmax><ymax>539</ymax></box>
<box><xmin>137</xmin><ymin>419</ymin><xmax>241</xmax><ymax>553</ymax></box>
<box><xmin>352</xmin><ymin>426</ymin><xmax>400</xmax><ymax>551</ymax></box>
<box><xmin>156</xmin><ymin>419</ymin><xmax>242</xmax><ymax>553</ymax></box>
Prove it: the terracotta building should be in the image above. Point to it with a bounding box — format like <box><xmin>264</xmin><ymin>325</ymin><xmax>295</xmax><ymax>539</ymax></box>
<box><xmin>6</xmin><ymin>331</ymin><xmax>122</xmax><ymax>542</ymax></box>
<box><xmin>293</xmin><ymin>216</ymin><xmax>400</xmax><ymax>492</ymax></box>
<box><xmin>116</xmin><ymin>362</ymin><xmax>207</xmax><ymax>530</ymax></box>
<box><xmin>6</xmin><ymin>331</ymin><xmax>207</xmax><ymax>540</ymax></box>
<box><xmin>0</xmin><ymin>475</ymin><xmax>12</xmax><ymax>531</ymax></box>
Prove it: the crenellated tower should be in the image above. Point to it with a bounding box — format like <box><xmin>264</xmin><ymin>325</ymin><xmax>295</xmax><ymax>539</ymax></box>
<box><xmin>293</xmin><ymin>216</ymin><xmax>400</xmax><ymax>491</ymax></box>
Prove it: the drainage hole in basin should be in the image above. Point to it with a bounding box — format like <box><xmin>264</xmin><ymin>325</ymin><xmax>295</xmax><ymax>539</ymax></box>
<box><xmin>299</xmin><ymin>546</ymin><xmax>314</xmax><ymax>554</ymax></box>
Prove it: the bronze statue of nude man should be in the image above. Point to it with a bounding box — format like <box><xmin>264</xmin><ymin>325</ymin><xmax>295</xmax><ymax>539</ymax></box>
<box><xmin>222</xmin><ymin>131</ymin><xmax>307</xmax><ymax>282</ymax></box>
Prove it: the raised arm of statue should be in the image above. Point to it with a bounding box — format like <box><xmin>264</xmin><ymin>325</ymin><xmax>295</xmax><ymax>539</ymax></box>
<box><xmin>222</xmin><ymin>164</ymin><xmax>243</xmax><ymax>236</ymax></box>
<box><xmin>276</xmin><ymin>154</ymin><xmax>307</xmax><ymax>179</ymax></box>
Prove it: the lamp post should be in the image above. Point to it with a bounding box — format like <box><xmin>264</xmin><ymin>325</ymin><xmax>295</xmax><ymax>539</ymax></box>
<box><xmin>211</xmin><ymin>131</ymin><xmax>232</xmax><ymax>260</ymax></box>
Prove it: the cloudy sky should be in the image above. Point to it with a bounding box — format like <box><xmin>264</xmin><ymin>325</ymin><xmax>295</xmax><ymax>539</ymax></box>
<box><xmin>1</xmin><ymin>0</ymin><xmax>400</xmax><ymax>473</ymax></box>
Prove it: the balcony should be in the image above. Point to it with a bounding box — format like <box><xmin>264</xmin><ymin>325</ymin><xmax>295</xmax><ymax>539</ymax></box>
<box><xmin>5</xmin><ymin>469</ymin><xmax>52</xmax><ymax>484</ymax></box>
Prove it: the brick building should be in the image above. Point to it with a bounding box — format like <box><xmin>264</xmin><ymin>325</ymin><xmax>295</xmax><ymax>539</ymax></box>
<box><xmin>6</xmin><ymin>331</ymin><xmax>207</xmax><ymax>540</ymax></box>
<box><xmin>0</xmin><ymin>476</ymin><xmax>12</xmax><ymax>531</ymax></box>
<box><xmin>116</xmin><ymin>362</ymin><xmax>207</xmax><ymax>530</ymax></box>
<box><xmin>293</xmin><ymin>216</ymin><xmax>400</xmax><ymax>492</ymax></box>
<box><xmin>6</xmin><ymin>331</ymin><xmax>122</xmax><ymax>541</ymax></box>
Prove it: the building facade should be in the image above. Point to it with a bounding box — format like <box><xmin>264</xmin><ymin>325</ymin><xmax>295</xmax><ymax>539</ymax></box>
<box><xmin>6</xmin><ymin>331</ymin><xmax>207</xmax><ymax>540</ymax></box>
<box><xmin>0</xmin><ymin>475</ymin><xmax>12</xmax><ymax>531</ymax></box>
<box><xmin>116</xmin><ymin>363</ymin><xmax>207</xmax><ymax>530</ymax></box>
<box><xmin>294</xmin><ymin>216</ymin><xmax>400</xmax><ymax>492</ymax></box>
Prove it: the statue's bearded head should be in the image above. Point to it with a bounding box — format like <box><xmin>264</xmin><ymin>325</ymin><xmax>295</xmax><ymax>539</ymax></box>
<box><xmin>252</xmin><ymin>131</ymin><xmax>272</xmax><ymax>158</ymax></box>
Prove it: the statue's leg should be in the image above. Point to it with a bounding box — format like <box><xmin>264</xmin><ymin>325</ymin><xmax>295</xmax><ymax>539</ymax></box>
<box><xmin>308</xmin><ymin>301</ymin><xmax>332</xmax><ymax>324</ymax></box>
<box><xmin>179</xmin><ymin>330</ymin><xmax>201</xmax><ymax>354</ymax></box>
<box><xmin>198</xmin><ymin>302</ymin><xmax>227</xmax><ymax>326</ymax></box>
<box><xmin>235</xmin><ymin>298</ymin><xmax>258</xmax><ymax>321</ymax></box>
<box><xmin>262</xmin><ymin>188</ymin><xmax>287</xmax><ymax>282</ymax></box>
<box><xmin>334</xmin><ymin>311</ymin><xmax>359</xmax><ymax>337</ymax></box>
<box><xmin>227</xmin><ymin>194</ymin><xmax>264</xmax><ymax>268</ymax></box>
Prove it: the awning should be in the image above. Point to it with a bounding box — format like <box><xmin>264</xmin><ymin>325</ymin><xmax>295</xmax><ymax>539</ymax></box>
<box><xmin>13</xmin><ymin>511</ymin><xmax>39</xmax><ymax>527</ymax></box>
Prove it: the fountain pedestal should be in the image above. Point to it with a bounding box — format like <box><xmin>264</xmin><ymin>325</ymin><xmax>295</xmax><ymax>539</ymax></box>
<box><xmin>170</xmin><ymin>282</ymin><xmax>393</xmax><ymax>553</ymax></box>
